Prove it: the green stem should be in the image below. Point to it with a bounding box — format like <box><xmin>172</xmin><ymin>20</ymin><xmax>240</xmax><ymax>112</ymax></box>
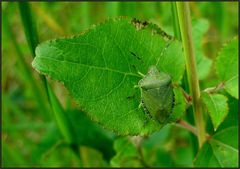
<box><xmin>18</xmin><ymin>2</ymin><xmax>39</xmax><ymax>58</ymax></box>
<box><xmin>18</xmin><ymin>2</ymin><xmax>49</xmax><ymax>96</ymax></box>
<box><xmin>171</xmin><ymin>2</ymin><xmax>190</xmax><ymax>97</ymax></box>
<box><xmin>176</xmin><ymin>119</ymin><xmax>197</xmax><ymax>136</ymax></box>
<box><xmin>46</xmin><ymin>82</ymin><xmax>75</xmax><ymax>144</ymax></box>
<box><xmin>176</xmin><ymin>2</ymin><xmax>206</xmax><ymax>148</ymax></box>
<box><xmin>171</xmin><ymin>1</ymin><xmax>198</xmax><ymax>153</ymax></box>
<box><xmin>175</xmin><ymin>120</ymin><xmax>211</xmax><ymax>140</ymax></box>
<box><xmin>171</xmin><ymin>2</ymin><xmax>181</xmax><ymax>40</ymax></box>
<box><xmin>203</xmin><ymin>82</ymin><xmax>225</xmax><ymax>94</ymax></box>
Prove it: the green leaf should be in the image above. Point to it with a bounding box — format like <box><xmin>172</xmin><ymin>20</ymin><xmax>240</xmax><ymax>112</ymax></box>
<box><xmin>168</xmin><ymin>87</ymin><xmax>187</xmax><ymax>122</ymax></box>
<box><xmin>202</xmin><ymin>92</ymin><xmax>228</xmax><ymax>131</ymax></box>
<box><xmin>218</xmin><ymin>96</ymin><xmax>238</xmax><ymax>131</ymax></box>
<box><xmin>67</xmin><ymin>109</ymin><xmax>116</xmax><ymax>161</ymax></box>
<box><xmin>32</xmin><ymin>110</ymin><xmax>116</xmax><ymax>162</ymax></box>
<box><xmin>32</xmin><ymin>18</ymin><xmax>185</xmax><ymax>136</ymax></box>
<box><xmin>194</xmin><ymin>126</ymin><xmax>238</xmax><ymax>167</ymax></box>
<box><xmin>216</xmin><ymin>37</ymin><xmax>238</xmax><ymax>99</ymax></box>
<box><xmin>192</xmin><ymin>19</ymin><xmax>212</xmax><ymax>80</ymax></box>
<box><xmin>142</xmin><ymin>125</ymin><xmax>171</xmax><ymax>150</ymax></box>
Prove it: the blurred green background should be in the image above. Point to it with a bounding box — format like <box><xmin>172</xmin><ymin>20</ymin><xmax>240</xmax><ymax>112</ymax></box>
<box><xmin>2</xmin><ymin>2</ymin><xmax>238</xmax><ymax>167</ymax></box>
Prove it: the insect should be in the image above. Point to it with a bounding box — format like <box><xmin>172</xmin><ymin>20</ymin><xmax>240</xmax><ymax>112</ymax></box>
<box><xmin>138</xmin><ymin>65</ymin><xmax>174</xmax><ymax>124</ymax></box>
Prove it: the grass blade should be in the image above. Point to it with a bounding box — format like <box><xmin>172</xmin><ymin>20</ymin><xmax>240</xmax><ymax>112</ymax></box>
<box><xmin>18</xmin><ymin>2</ymin><xmax>79</xmax><ymax>157</ymax></box>
<box><xmin>18</xmin><ymin>2</ymin><xmax>39</xmax><ymax>57</ymax></box>
<box><xmin>3</xmin><ymin>10</ymin><xmax>50</xmax><ymax>119</ymax></box>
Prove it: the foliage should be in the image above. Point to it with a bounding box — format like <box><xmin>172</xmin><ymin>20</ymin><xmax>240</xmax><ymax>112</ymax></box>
<box><xmin>202</xmin><ymin>93</ymin><xmax>228</xmax><ymax>131</ymax></box>
<box><xmin>216</xmin><ymin>38</ymin><xmax>238</xmax><ymax>99</ymax></box>
<box><xmin>2</xmin><ymin>2</ymin><xmax>238</xmax><ymax>167</ymax></box>
<box><xmin>32</xmin><ymin>18</ymin><xmax>185</xmax><ymax>136</ymax></box>
<box><xmin>194</xmin><ymin>126</ymin><xmax>238</xmax><ymax>167</ymax></box>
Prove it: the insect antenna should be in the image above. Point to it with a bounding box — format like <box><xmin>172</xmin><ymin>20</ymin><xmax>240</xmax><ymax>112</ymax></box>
<box><xmin>155</xmin><ymin>40</ymin><xmax>173</xmax><ymax>66</ymax></box>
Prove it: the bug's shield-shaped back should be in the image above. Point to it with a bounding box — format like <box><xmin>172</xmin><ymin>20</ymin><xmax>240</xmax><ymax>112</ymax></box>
<box><xmin>139</xmin><ymin>65</ymin><xmax>174</xmax><ymax>124</ymax></box>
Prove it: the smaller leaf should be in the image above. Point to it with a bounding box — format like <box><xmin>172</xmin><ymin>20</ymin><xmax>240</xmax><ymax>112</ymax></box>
<box><xmin>216</xmin><ymin>37</ymin><xmax>238</xmax><ymax>99</ymax></box>
<box><xmin>194</xmin><ymin>126</ymin><xmax>238</xmax><ymax>167</ymax></box>
<box><xmin>202</xmin><ymin>92</ymin><xmax>228</xmax><ymax>131</ymax></box>
<box><xmin>168</xmin><ymin>87</ymin><xmax>187</xmax><ymax>123</ymax></box>
<box><xmin>217</xmin><ymin>96</ymin><xmax>238</xmax><ymax>131</ymax></box>
<box><xmin>66</xmin><ymin>109</ymin><xmax>116</xmax><ymax>161</ymax></box>
<box><xmin>141</xmin><ymin>125</ymin><xmax>174</xmax><ymax>167</ymax></box>
<box><xmin>142</xmin><ymin>125</ymin><xmax>171</xmax><ymax>149</ymax></box>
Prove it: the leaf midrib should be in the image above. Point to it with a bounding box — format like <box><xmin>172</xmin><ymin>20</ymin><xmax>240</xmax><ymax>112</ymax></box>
<box><xmin>208</xmin><ymin>94</ymin><xmax>220</xmax><ymax>128</ymax></box>
<box><xmin>39</xmin><ymin>56</ymin><xmax>141</xmax><ymax>78</ymax></box>
<box><xmin>225</xmin><ymin>74</ymin><xmax>238</xmax><ymax>84</ymax></box>
<box><xmin>210</xmin><ymin>138</ymin><xmax>238</xmax><ymax>153</ymax></box>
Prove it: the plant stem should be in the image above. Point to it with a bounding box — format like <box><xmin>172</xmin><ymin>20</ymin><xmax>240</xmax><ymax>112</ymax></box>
<box><xmin>176</xmin><ymin>119</ymin><xmax>197</xmax><ymax>136</ymax></box>
<box><xmin>171</xmin><ymin>2</ymin><xmax>181</xmax><ymax>40</ymax></box>
<box><xmin>203</xmin><ymin>82</ymin><xmax>225</xmax><ymax>94</ymax></box>
<box><xmin>18</xmin><ymin>2</ymin><xmax>39</xmax><ymax>58</ymax></box>
<box><xmin>171</xmin><ymin>1</ymin><xmax>198</xmax><ymax>153</ymax></box>
<box><xmin>176</xmin><ymin>2</ymin><xmax>206</xmax><ymax>148</ymax></box>
<box><xmin>18</xmin><ymin>2</ymin><xmax>49</xmax><ymax>95</ymax></box>
<box><xmin>46</xmin><ymin>82</ymin><xmax>75</xmax><ymax>144</ymax></box>
<box><xmin>175</xmin><ymin>120</ymin><xmax>211</xmax><ymax>140</ymax></box>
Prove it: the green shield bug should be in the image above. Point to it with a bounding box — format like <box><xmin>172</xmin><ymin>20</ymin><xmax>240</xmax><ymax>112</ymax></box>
<box><xmin>138</xmin><ymin>65</ymin><xmax>174</xmax><ymax>124</ymax></box>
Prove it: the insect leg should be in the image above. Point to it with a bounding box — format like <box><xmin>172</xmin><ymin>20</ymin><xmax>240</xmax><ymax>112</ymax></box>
<box><xmin>156</xmin><ymin>40</ymin><xmax>173</xmax><ymax>66</ymax></box>
<box><xmin>138</xmin><ymin>101</ymin><xmax>143</xmax><ymax>109</ymax></box>
<box><xmin>137</xmin><ymin>71</ymin><xmax>145</xmax><ymax>77</ymax></box>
